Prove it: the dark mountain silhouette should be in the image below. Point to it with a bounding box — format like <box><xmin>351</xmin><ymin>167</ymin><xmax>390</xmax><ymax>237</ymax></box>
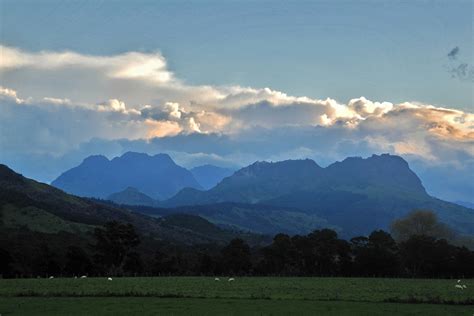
<box><xmin>0</xmin><ymin>164</ymin><xmax>263</xmax><ymax>245</ymax></box>
<box><xmin>51</xmin><ymin>152</ymin><xmax>202</xmax><ymax>200</ymax></box>
<box><xmin>190</xmin><ymin>165</ymin><xmax>235</xmax><ymax>189</ymax></box>
<box><xmin>164</xmin><ymin>154</ymin><xmax>474</xmax><ymax>237</ymax></box>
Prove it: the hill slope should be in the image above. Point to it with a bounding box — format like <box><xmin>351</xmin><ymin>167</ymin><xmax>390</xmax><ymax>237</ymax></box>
<box><xmin>0</xmin><ymin>164</ymin><xmax>260</xmax><ymax>245</ymax></box>
<box><xmin>107</xmin><ymin>187</ymin><xmax>158</xmax><ymax>207</ymax></box>
<box><xmin>126</xmin><ymin>202</ymin><xmax>335</xmax><ymax>236</ymax></box>
<box><xmin>51</xmin><ymin>152</ymin><xmax>202</xmax><ymax>200</ymax></box>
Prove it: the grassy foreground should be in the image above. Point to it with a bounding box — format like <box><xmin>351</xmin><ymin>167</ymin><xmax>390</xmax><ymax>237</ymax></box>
<box><xmin>1</xmin><ymin>297</ymin><xmax>473</xmax><ymax>316</ymax></box>
<box><xmin>0</xmin><ymin>277</ymin><xmax>473</xmax><ymax>315</ymax></box>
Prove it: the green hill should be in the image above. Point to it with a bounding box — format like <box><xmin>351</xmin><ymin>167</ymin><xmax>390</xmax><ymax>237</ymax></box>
<box><xmin>0</xmin><ymin>164</ymin><xmax>261</xmax><ymax>245</ymax></box>
<box><xmin>128</xmin><ymin>203</ymin><xmax>335</xmax><ymax>236</ymax></box>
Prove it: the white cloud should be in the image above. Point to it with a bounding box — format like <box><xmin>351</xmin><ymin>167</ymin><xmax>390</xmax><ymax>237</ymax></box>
<box><xmin>1</xmin><ymin>45</ymin><xmax>173</xmax><ymax>84</ymax></box>
<box><xmin>42</xmin><ymin>97</ymin><xmax>72</xmax><ymax>105</ymax></box>
<box><xmin>1</xmin><ymin>45</ymin><xmax>474</xmax><ymax>202</ymax></box>
<box><xmin>97</xmin><ymin>99</ymin><xmax>127</xmax><ymax>112</ymax></box>
<box><xmin>0</xmin><ymin>86</ymin><xmax>25</xmax><ymax>104</ymax></box>
<box><xmin>347</xmin><ymin>97</ymin><xmax>393</xmax><ymax>117</ymax></box>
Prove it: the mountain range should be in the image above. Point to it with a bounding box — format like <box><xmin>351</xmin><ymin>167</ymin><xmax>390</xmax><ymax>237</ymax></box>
<box><xmin>49</xmin><ymin>152</ymin><xmax>474</xmax><ymax>238</ymax></box>
<box><xmin>163</xmin><ymin>154</ymin><xmax>474</xmax><ymax>237</ymax></box>
<box><xmin>166</xmin><ymin>155</ymin><xmax>426</xmax><ymax>205</ymax></box>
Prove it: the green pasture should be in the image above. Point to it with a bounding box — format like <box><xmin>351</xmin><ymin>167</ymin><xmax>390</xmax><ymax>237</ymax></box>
<box><xmin>0</xmin><ymin>277</ymin><xmax>473</xmax><ymax>315</ymax></box>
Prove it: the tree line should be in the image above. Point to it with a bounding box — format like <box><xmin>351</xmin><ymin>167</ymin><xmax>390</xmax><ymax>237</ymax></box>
<box><xmin>1</xmin><ymin>210</ymin><xmax>473</xmax><ymax>278</ymax></box>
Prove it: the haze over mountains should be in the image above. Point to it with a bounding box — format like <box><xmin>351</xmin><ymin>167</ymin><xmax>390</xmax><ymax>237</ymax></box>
<box><xmin>49</xmin><ymin>152</ymin><xmax>474</xmax><ymax>238</ymax></box>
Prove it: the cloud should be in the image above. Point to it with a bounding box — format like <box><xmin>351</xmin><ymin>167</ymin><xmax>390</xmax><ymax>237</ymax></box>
<box><xmin>1</xmin><ymin>45</ymin><xmax>320</xmax><ymax>108</ymax></box>
<box><xmin>1</xmin><ymin>45</ymin><xmax>173</xmax><ymax>84</ymax></box>
<box><xmin>0</xmin><ymin>86</ymin><xmax>26</xmax><ymax>104</ymax></box>
<box><xmin>1</xmin><ymin>45</ymin><xmax>474</xmax><ymax>202</ymax></box>
<box><xmin>42</xmin><ymin>97</ymin><xmax>72</xmax><ymax>105</ymax></box>
<box><xmin>98</xmin><ymin>99</ymin><xmax>127</xmax><ymax>112</ymax></box>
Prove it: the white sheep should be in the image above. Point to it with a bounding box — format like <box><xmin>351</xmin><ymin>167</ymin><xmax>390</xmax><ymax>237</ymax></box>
<box><xmin>455</xmin><ymin>284</ymin><xmax>464</xmax><ymax>289</ymax></box>
<box><xmin>49</xmin><ymin>276</ymin><xmax>54</xmax><ymax>279</ymax></box>
<box><xmin>463</xmin><ymin>285</ymin><xmax>467</xmax><ymax>289</ymax></box>
<box><xmin>228</xmin><ymin>278</ymin><xmax>235</xmax><ymax>282</ymax></box>
<box><xmin>80</xmin><ymin>275</ymin><xmax>87</xmax><ymax>279</ymax></box>
<box><xmin>457</xmin><ymin>279</ymin><xmax>461</xmax><ymax>283</ymax></box>
<box><xmin>107</xmin><ymin>277</ymin><xmax>113</xmax><ymax>281</ymax></box>
<box><xmin>214</xmin><ymin>277</ymin><xmax>220</xmax><ymax>281</ymax></box>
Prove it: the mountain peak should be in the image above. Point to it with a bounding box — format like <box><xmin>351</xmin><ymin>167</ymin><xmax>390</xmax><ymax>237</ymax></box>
<box><xmin>237</xmin><ymin>159</ymin><xmax>321</xmax><ymax>176</ymax></box>
<box><xmin>82</xmin><ymin>154</ymin><xmax>109</xmax><ymax>164</ymax></box>
<box><xmin>153</xmin><ymin>153</ymin><xmax>172</xmax><ymax>159</ymax></box>
<box><xmin>52</xmin><ymin>152</ymin><xmax>201</xmax><ymax>199</ymax></box>
<box><xmin>114</xmin><ymin>152</ymin><xmax>175</xmax><ymax>166</ymax></box>
<box><xmin>327</xmin><ymin>153</ymin><xmax>426</xmax><ymax>194</ymax></box>
<box><xmin>120</xmin><ymin>151</ymin><xmax>150</xmax><ymax>159</ymax></box>
<box><xmin>333</xmin><ymin>153</ymin><xmax>409</xmax><ymax>168</ymax></box>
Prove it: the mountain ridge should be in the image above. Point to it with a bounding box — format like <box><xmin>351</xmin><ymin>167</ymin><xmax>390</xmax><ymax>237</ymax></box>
<box><xmin>51</xmin><ymin>152</ymin><xmax>202</xmax><ymax>200</ymax></box>
<box><xmin>165</xmin><ymin>154</ymin><xmax>426</xmax><ymax>206</ymax></box>
<box><xmin>163</xmin><ymin>154</ymin><xmax>474</xmax><ymax>236</ymax></box>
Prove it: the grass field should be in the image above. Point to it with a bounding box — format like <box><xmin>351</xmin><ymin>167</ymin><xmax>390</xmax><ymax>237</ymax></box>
<box><xmin>0</xmin><ymin>277</ymin><xmax>473</xmax><ymax>315</ymax></box>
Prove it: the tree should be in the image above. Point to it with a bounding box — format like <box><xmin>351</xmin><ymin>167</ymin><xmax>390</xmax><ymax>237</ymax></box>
<box><xmin>352</xmin><ymin>230</ymin><xmax>399</xmax><ymax>276</ymax></box>
<box><xmin>0</xmin><ymin>248</ymin><xmax>13</xmax><ymax>278</ymax></box>
<box><xmin>196</xmin><ymin>252</ymin><xmax>216</xmax><ymax>275</ymax></box>
<box><xmin>261</xmin><ymin>234</ymin><xmax>298</xmax><ymax>275</ymax></box>
<box><xmin>221</xmin><ymin>238</ymin><xmax>251</xmax><ymax>275</ymax></box>
<box><xmin>307</xmin><ymin>229</ymin><xmax>342</xmax><ymax>276</ymax></box>
<box><xmin>399</xmin><ymin>235</ymin><xmax>443</xmax><ymax>277</ymax></box>
<box><xmin>123</xmin><ymin>252</ymin><xmax>144</xmax><ymax>276</ymax></box>
<box><xmin>65</xmin><ymin>246</ymin><xmax>92</xmax><ymax>276</ymax></box>
<box><xmin>399</xmin><ymin>235</ymin><xmax>474</xmax><ymax>278</ymax></box>
<box><xmin>390</xmin><ymin>209</ymin><xmax>453</xmax><ymax>241</ymax></box>
<box><xmin>93</xmin><ymin>221</ymin><xmax>140</xmax><ymax>275</ymax></box>
<box><xmin>34</xmin><ymin>244</ymin><xmax>61</xmax><ymax>277</ymax></box>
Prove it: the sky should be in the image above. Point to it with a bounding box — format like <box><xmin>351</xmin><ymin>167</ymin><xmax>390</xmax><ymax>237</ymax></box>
<box><xmin>0</xmin><ymin>0</ymin><xmax>473</xmax><ymax>202</ymax></box>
